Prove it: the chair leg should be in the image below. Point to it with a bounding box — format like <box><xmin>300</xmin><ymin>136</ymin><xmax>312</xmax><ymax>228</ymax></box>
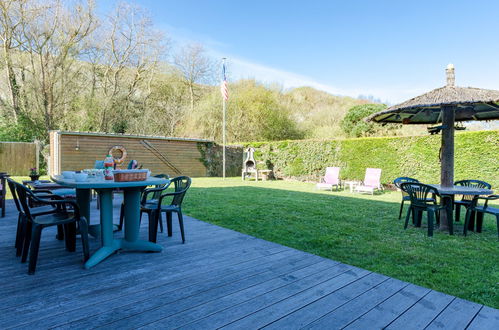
<box><xmin>178</xmin><ymin>211</ymin><xmax>185</xmax><ymax>243</ymax></box>
<box><xmin>56</xmin><ymin>224</ymin><xmax>64</xmax><ymax>240</ymax></box>
<box><xmin>398</xmin><ymin>200</ymin><xmax>405</xmax><ymax>220</ymax></box>
<box><xmin>463</xmin><ymin>208</ymin><xmax>471</xmax><ymax>236</ymax></box>
<box><xmin>118</xmin><ymin>202</ymin><xmax>124</xmax><ymax>231</ymax></box>
<box><xmin>28</xmin><ymin>225</ymin><xmax>43</xmax><ymax>275</ymax></box>
<box><xmin>467</xmin><ymin>210</ymin><xmax>476</xmax><ymax>231</ymax></box>
<box><xmin>166</xmin><ymin>212</ymin><xmax>173</xmax><ymax>237</ymax></box>
<box><xmin>21</xmin><ymin>221</ymin><xmax>32</xmax><ymax>263</ymax></box>
<box><xmin>404</xmin><ymin>206</ymin><xmax>412</xmax><ymax>229</ymax></box>
<box><xmin>428</xmin><ymin>211</ymin><xmax>434</xmax><ymax>237</ymax></box>
<box><xmin>158</xmin><ymin>211</ymin><xmax>164</xmax><ymax>233</ymax></box>
<box><xmin>148</xmin><ymin>210</ymin><xmax>159</xmax><ymax>243</ymax></box>
<box><xmin>447</xmin><ymin>204</ymin><xmax>454</xmax><ymax>235</ymax></box>
<box><xmin>15</xmin><ymin>213</ymin><xmax>24</xmax><ymax>256</ymax></box>
<box><xmin>455</xmin><ymin>204</ymin><xmax>461</xmax><ymax>222</ymax></box>
<box><xmin>496</xmin><ymin>215</ymin><xmax>499</xmax><ymax>240</ymax></box>
<box><xmin>64</xmin><ymin>222</ymin><xmax>76</xmax><ymax>252</ymax></box>
<box><xmin>476</xmin><ymin>212</ymin><xmax>484</xmax><ymax>233</ymax></box>
<box><xmin>78</xmin><ymin>218</ymin><xmax>90</xmax><ymax>262</ymax></box>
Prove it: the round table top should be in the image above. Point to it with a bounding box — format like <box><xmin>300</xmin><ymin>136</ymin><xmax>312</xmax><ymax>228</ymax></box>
<box><xmin>428</xmin><ymin>184</ymin><xmax>493</xmax><ymax>195</ymax></box>
<box><xmin>52</xmin><ymin>175</ymin><xmax>169</xmax><ymax>189</ymax></box>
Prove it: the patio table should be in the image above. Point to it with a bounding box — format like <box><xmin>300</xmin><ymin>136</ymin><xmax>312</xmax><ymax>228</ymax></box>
<box><xmin>52</xmin><ymin>175</ymin><xmax>169</xmax><ymax>269</ymax></box>
<box><xmin>428</xmin><ymin>184</ymin><xmax>493</xmax><ymax>233</ymax></box>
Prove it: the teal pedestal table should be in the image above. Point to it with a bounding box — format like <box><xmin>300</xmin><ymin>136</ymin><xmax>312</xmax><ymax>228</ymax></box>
<box><xmin>51</xmin><ymin>175</ymin><xmax>169</xmax><ymax>269</ymax></box>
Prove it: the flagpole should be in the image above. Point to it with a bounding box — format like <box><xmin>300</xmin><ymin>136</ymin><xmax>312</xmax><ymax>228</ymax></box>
<box><xmin>222</xmin><ymin>58</ymin><xmax>227</xmax><ymax>180</ymax></box>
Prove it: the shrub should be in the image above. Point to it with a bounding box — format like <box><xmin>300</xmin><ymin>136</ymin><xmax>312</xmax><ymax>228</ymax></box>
<box><xmin>245</xmin><ymin>130</ymin><xmax>499</xmax><ymax>187</ymax></box>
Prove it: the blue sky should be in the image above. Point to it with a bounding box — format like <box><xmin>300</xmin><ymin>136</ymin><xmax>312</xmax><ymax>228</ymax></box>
<box><xmin>97</xmin><ymin>0</ymin><xmax>499</xmax><ymax>103</ymax></box>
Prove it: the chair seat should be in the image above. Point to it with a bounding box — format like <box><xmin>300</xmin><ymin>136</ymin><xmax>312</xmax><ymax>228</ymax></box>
<box><xmin>160</xmin><ymin>205</ymin><xmax>180</xmax><ymax>212</ymax></box>
<box><xmin>31</xmin><ymin>212</ymin><xmax>75</xmax><ymax>225</ymax></box>
<box><xmin>454</xmin><ymin>200</ymin><xmax>472</xmax><ymax>206</ymax></box>
<box><xmin>51</xmin><ymin>188</ymin><xmax>77</xmax><ymax>197</ymax></box>
<box><xmin>316</xmin><ymin>183</ymin><xmax>339</xmax><ymax>190</ymax></box>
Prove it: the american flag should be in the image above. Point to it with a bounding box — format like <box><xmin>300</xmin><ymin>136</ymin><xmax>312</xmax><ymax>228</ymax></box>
<box><xmin>220</xmin><ymin>63</ymin><xmax>229</xmax><ymax>100</ymax></box>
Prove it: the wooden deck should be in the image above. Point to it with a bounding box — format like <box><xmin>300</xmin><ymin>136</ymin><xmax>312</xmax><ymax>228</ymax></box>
<box><xmin>0</xmin><ymin>198</ymin><xmax>497</xmax><ymax>329</ymax></box>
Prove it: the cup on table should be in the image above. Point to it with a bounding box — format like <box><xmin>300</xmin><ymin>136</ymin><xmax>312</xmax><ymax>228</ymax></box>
<box><xmin>74</xmin><ymin>172</ymin><xmax>89</xmax><ymax>182</ymax></box>
<box><xmin>62</xmin><ymin>171</ymin><xmax>75</xmax><ymax>179</ymax></box>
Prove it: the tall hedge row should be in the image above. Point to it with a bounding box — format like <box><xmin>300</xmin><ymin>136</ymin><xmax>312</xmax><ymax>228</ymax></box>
<box><xmin>246</xmin><ymin>130</ymin><xmax>499</xmax><ymax>187</ymax></box>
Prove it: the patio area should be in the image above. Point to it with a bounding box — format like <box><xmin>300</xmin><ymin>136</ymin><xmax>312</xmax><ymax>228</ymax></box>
<box><xmin>1</xmin><ymin>196</ymin><xmax>497</xmax><ymax>329</ymax></box>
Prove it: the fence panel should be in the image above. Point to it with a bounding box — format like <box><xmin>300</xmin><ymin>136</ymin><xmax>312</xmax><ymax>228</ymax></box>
<box><xmin>0</xmin><ymin>142</ymin><xmax>38</xmax><ymax>176</ymax></box>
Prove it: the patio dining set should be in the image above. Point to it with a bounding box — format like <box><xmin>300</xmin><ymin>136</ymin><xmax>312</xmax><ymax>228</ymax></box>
<box><xmin>3</xmin><ymin>169</ymin><xmax>191</xmax><ymax>275</ymax></box>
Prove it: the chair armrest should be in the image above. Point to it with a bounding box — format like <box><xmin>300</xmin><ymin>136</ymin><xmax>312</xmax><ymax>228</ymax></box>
<box><xmin>29</xmin><ymin>194</ymin><xmax>81</xmax><ymax>219</ymax></box>
<box><xmin>141</xmin><ymin>184</ymin><xmax>170</xmax><ymax>204</ymax></box>
<box><xmin>478</xmin><ymin>195</ymin><xmax>499</xmax><ymax>208</ymax></box>
<box><xmin>158</xmin><ymin>191</ymin><xmax>184</xmax><ymax>206</ymax></box>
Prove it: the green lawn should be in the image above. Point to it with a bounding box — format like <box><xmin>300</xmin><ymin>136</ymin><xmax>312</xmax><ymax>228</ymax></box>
<box><xmin>182</xmin><ymin>177</ymin><xmax>499</xmax><ymax>309</ymax></box>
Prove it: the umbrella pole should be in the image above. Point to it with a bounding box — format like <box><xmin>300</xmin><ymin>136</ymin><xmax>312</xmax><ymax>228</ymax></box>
<box><xmin>439</xmin><ymin>105</ymin><xmax>455</xmax><ymax>231</ymax></box>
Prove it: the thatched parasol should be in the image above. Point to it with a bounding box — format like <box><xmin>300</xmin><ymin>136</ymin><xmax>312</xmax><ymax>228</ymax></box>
<box><xmin>368</xmin><ymin>64</ymin><xmax>499</xmax><ymax>230</ymax></box>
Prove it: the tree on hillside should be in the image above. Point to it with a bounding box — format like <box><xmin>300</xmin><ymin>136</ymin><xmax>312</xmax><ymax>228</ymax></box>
<box><xmin>341</xmin><ymin>103</ymin><xmax>399</xmax><ymax>137</ymax></box>
<box><xmin>173</xmin><ymin>43</ymin><xmax>215</xmax><ymax>112</ymax></box>
<box><xmin>182</xmin><ymin>80</ymin><xmax>303</xmax><ymax>142</ymax></box>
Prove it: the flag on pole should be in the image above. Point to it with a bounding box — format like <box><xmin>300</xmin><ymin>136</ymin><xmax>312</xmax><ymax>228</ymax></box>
<box><xmin>220</xmin><ymin>63</ymin><xmax>229</xmax><ymax>100</ymax></box>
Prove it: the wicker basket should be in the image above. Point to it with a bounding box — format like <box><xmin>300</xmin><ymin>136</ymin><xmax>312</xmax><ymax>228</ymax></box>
<box><xmin>113</xmin><ymin>170</ymin><xmax>148</xmax><ymax>182</ymax></box>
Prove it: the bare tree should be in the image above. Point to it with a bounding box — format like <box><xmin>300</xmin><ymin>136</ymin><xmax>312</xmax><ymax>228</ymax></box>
<box><xmin>88</xmin><ymin>2</ymin><xmax>166</xmax><ymax>132</ymax></box>
<box><xmin>19</xmin><ymin>0</ymin><xmax>96</xmax><ymax>131</ymax></box>
<box><xmin>0</xmin><ymin>0</ymin><xmax>30</xmax><ymax>122</ymax></box>
<box><xmin>173</xmin><ymin>43</ymin><xmax>215</xmax><ymax>112</ymax></box>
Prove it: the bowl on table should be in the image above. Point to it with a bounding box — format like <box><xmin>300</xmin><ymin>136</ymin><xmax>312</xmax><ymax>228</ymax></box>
<box><xmin>74</xmin><ymin>172</ymin><xmax>89</xmax><ymax>182</ymax></box>
<box><xmin>62</xmin><ymin>171</ymin><xmax>75</xmax><ymax>179</ymax></box>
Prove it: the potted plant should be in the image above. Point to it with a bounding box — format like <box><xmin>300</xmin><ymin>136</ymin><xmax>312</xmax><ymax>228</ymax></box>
<box><xmin>29</xmin><ymin>167</ymin><xmax>40</xmax><ymax>181</ymax></box>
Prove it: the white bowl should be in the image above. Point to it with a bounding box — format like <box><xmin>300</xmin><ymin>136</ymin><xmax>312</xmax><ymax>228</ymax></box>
<box><xmin>74</xmin><ymin>172</ymin><xmax>88</xmax><ymax>182</ymax></box>
<box><xmin>62</xmin><ymin>171</ymin><xmax>75</xmax><ymax>179</ymax></box>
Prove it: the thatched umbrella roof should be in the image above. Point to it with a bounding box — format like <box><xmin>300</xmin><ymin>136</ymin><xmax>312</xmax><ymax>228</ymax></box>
<box><xmin>367</xmin><ymin>66</ymin><xmax>499</xmax><ymax>124</ymax></box>
<box><xmin>367</xmin><ymin>64</ymin><xmax>499</xmax><ymax>232</ymax></box>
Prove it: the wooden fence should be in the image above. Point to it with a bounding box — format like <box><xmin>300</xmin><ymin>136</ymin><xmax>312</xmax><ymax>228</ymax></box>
<box><xmin>0</xmin><ymin>142</ymin><xmax>39</xmax><ymax>176</ymax></box>
<box><xmin>49</xmin><ymin>131</ymin><xmax>227</xmax><ymax>177</ymax></box>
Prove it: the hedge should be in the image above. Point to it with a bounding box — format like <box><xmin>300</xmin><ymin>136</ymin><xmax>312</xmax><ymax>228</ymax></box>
<box><xmin>245</xmin><ymin>130</ymin><xmax>499</xmax><ymax>187</ymax></box>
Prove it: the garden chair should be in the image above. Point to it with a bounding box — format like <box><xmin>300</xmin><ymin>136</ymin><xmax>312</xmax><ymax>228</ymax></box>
<box><xmin>463</xmin><ymin>195</ymin><xmax>499</xmax><ymax>239</ymax></box>
<box><xmin>394</xmin><ymin>177</ymin><xmax>419</xmax><ymax>219</ymax></box>
<box><xmin>453</xmin><ymin>180</ymin><xmax>492</xmax><ymax>223</ymax></box>
<box><xmin>354</xmin><ymin>168</ymin><xmax>383</xmax><ymax>195</ymax></box>
<box><xmin>0</xmin><ymin>172</ymin><xmax>7</xmax><ymax>217</ymax></box>
<box><xmin>316</xmin><ymin>167</ymin><xmax>341</xmax><ymax>191</ymax></box>
<box><xmin>147</xmin><ymin>176</ymin><xmax>192</xmax><ymax>243</ymax></box>
<box><xmin>14</xmin><ymin>181</ymin><xmax>89</xmax><ymax>274</ymax></box>
<box><xmin>117</xmin><ymin>173</ymin><xmax>170</xmax><ymax>231</ymax></box>
<box><xmin>393</xmin><ymin>177</ymin><xmax>437</xmax><ymax>220</ymax></box>
<box><xmin>400</xmin><ymin>182</ymin><xmax>449</xmax><ymax>237</ymax></box>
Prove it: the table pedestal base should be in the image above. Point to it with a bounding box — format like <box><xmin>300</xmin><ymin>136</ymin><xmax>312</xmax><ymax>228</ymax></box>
<box><xmin>84</xmin><ymin>238</ymin><xmax>162</xmax><ymax>269</ymax></box>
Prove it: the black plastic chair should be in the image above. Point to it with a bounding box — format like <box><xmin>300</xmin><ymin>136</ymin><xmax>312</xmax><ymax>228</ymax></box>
<box><xmin>400</xmin><ymin>182</ymin><xmax>449</xmax><ymax>237</ymax></box>
<box><xmin>117</xmin><ymin>174</ymin><xmax>170</xmax><ymax>231</ymax></box>
<box><xmin>7</xmin><ymin>178</ymin><xmax>63</xmax><ymax>257</ymax></box>
<box><xmin>453</xmin><ymin>180</ymin><xmax>492</xmax><ymax>224</ymax></box>
<box><xmin>394</xmin><ymin>177</ymin><xmax>420</xmax><ymax>219</ymax></box>
<box><xmin>14</xmin><ymin>181</ymin><xmax>89</xmax><ymax>274</ymax></box>
<box><xmin>0</xmin><ymin>172</ymin><xmax>7</xmax><ymax>217</ymax></box>
<box><xmin>464</xmin><ymin>195</ymin><xmax>499</xmax><ymax>239</ymax></box>
<box><xmin>148</xmin><ymin>176</ymin><xmax>191</xmax><ymax>243</ymax></box>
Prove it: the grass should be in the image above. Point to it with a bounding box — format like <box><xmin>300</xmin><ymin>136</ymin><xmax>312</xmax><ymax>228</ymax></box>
<box><xmin>4</xmin><ymin>176</ymin><xmax>498</xmax><ymax>308</ymax></box>
<box><xmin>182</xmin><ymin>177</ymin><xmax>499</xmax><ymax>309</ymax></box>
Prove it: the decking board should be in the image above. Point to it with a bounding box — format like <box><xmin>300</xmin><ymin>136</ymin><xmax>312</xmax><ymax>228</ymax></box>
<box><xmin>0</xmin><ymin>199</ymin><xmax>497</xmax><ymax>330</ymax></box>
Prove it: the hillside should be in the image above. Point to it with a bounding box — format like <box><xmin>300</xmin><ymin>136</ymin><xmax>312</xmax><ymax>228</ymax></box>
<box><xmin>282</xmin><ymin>87</ymin><xmax>369</xmax><ymax>138</ymax></box>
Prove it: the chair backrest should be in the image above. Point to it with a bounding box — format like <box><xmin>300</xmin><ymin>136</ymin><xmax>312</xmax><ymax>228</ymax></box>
<box><xmin>170</xmin><ymin>176</ymin><xmax>191</xmax><ymax>206</ymax></box>
<box><xmin>324</xmin><ymin>167</ymin><xmax>340</xmax><ymax>185</ymax></box>
<box><xmin>12</xmin><ymin>181</ymin><xmax>36</xmax><ymax>221</ymax></box>
<box><xmin>400</xmin><ymin>182</ymin><xmax>438</xmax><ymax>207</ymax></box>
<box><xmin>394</xmin><ymin>177</ymin><xmax>419</xmax><ymax>196</ymax></box>
<box><xmin>6</xmin><ymin>178</ymin><xmax>22</xmax><ymax>213</ymax></box>
<box><xmin>151</xmin><ymin>174</ymin><xmax>170</xmax><ymax>201</ymax></box>
<box><xmin>364</xmin><ymin>168</ymin><xmax>382</xmax><ymax>188</ymax></box>
<box><xmin>454</xmin><ymin>180</ymin><xmax>492</xmax><ymax>202</ymax></box>
<box><xmin>94</xmin><ymin>160</ymin><xmax>105</xmax><ymax>169</ymax></box>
